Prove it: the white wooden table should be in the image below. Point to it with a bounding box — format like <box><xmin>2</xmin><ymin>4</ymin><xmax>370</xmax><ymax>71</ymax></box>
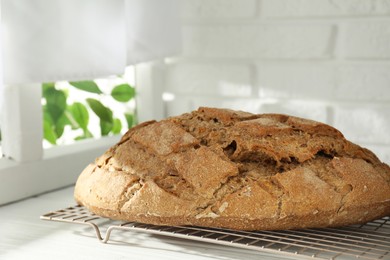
<box><xmin>0</xmin><ymin>186</ymin><xmax>290</xmax><ymax>260</ymax></box>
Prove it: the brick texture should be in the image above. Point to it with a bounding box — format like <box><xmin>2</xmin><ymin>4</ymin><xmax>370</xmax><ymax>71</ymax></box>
<box><xmin>256</xmin><ymin>63</ymin><xmax>336</xmax><ymax>99</ymax></box>
<box><xmin>165</xmin><ymin>62</ymin><xmax>253</xmax><ymax>97</ymax></box>
<box><xmin>332</xmin><ymin>105</ymin><xmax>390</xmax><ymax>145</ymax></box>
<box><xmin>336</xmin><ymin>64</ymin><xmax>390</xmax><ymax>100</ymax></box>
<box><xmin>181</xmin><ymin>0</ymin><xmax>257</xmax><ymax>18</ymax></box>
<box><xmin>262</xmin><ymin>0</ymin><xmax>390</xmax><ymax>18</ymax></box>
<box><xmin>344</xmin><ymin>21</ymin><xmax>390</xmax><ymax>58</ymax></box>
<box><xmin>182</xmin><ymin>24</ymin><xmax>334</xmax><ymax>59</ymax></box>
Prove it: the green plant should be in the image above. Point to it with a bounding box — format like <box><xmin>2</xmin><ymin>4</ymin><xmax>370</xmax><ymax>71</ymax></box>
<box><xmin>42</xmin><ymin>80</ymin><xmax>136</xmax><ymax>145</ymax></box>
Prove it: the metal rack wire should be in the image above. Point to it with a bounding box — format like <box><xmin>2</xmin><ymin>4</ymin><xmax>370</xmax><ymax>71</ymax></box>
<box><xmin>41</xmin><ymin>205</ymin><xmax>390</xmax><ymax>259</ymax></box>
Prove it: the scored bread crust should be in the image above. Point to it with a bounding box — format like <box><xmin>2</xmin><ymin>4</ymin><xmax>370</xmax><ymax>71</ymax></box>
<box><xmin>74</xmin><ymin>107</ymin><xmax>390</xmax><ymax>230</ymax></box>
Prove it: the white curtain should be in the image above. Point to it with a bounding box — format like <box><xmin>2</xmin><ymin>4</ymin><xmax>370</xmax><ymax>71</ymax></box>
<box><xmin>0</xmin><ymin>0</ymin><xmax>181</xmax><ymax>161</ymax></box>
<box><xmin>0</xmin><ymin>0</ymin><xmax>181</xmax><ymax>85</ymax></box>
<box><xmin>126</xmin><ymin>0</ymin><xmax>181</xmax><ymax>65</ymax></box>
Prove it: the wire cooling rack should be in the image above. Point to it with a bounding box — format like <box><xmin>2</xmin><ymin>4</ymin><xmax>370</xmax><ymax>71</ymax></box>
<box><xmin>41</xmin><ymin>205</ymin><xmax>390</xmax><ymax>260</ymax></box>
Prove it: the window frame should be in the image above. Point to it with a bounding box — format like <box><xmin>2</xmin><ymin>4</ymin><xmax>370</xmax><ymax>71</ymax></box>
<box><xmin>0</xmin><ymin>61</ymin><xmax>164</xmax><ymax>205</ymax></box>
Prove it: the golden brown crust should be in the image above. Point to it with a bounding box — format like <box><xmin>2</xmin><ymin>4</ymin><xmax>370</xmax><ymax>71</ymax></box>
<box><xmin>74</xmin><ymin>107</ymin><xmax>390</xmax><ymax>230</ymax></box>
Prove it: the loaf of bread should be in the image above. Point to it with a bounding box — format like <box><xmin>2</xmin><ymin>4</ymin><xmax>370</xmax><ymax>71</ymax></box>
<box><xmin>74</xmin><ymin>107</ymin><xmax>390</xmax><ymax>230</ymax></box>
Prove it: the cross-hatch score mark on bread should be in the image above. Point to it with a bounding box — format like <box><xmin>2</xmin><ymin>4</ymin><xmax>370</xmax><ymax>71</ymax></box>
<box><xmin>74</xmin><ymin>107</ymin><xmax>390</xmax><ymax>230</ymax></box>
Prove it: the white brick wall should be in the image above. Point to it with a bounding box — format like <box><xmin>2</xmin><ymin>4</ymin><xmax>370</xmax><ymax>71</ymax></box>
<box><xmin>181</xmin><ymin>0</ymin><xmax>257</xmax><ymax>18</ymax></box>
<box><xmin>165</xmin><ymin>62</ymin><xmax>253</xmax><ymax>97</ymax></box>
<box><xmin>161</xmin><ymin>0</ymin><xmax>390</xmax><ymax>163</ymax></box>
<box><xmin>344</xmin><ymin>20</ymin><xmax>390</xmax><ymax>58</ymax></box>
<box><xmin>256</xmin><ymin>63</ymin><xmax>336</xmax><ymax>99</ymax></box>
<box><xmin>262</xmin><ymin>0</ymin><xmax>390</xmax><ymax>17</ymax></box>
<box><xmin>332</xmin><ymin>105</ymin><xmax>390</xmax><ymax>144</ymax></box>
<box><xmin>182</xmin><ymin>24</ymin><xmax>334</xmax><ymax>59</ymax></box>
<box><xmin>336</xmin><ymin>63</ymin><xmax>390</xmax><ymax>100</ymax></box>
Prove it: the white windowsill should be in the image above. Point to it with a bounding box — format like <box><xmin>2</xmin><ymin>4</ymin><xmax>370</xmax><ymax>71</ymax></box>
<box><xmin>0</xmin><ymin>135</ymin><xmax>120</xmax><ymax>205</ymax></box>
<box><xmin>0</xmin><ymin>186</ymin><xmax>287</xmax><ymax>260</ymax></box>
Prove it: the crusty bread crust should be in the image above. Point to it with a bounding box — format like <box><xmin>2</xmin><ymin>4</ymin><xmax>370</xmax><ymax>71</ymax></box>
<box><xmin>74</xmin><ymin>107</ymin><xmax>390</xmax><ymax>230</ymax></box>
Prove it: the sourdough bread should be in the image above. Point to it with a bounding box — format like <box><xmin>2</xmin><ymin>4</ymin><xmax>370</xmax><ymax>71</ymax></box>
<box><xmin>74</xmin><ymin>107</ymin><xmax>390</xmax><ymax>230</ymax></box>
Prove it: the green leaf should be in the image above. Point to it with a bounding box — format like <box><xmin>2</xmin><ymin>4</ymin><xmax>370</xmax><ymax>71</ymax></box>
<box><xmin>86</xmin><ymin>98</ymin><xmax>114</xmax><ymax>136</ymax></box>
<box><xmin>111</xmin><ymin>84</ymin><xmax>135</xmax><ymax>102</ymax></box>
<box><xmin>44</xmin><ymin>105</ymin><xmax>69</xmax><ymax>140</ymax></box>
<box><xmin>100</xmin><ymin>121</ymin><xmax>113</xmax><ymax>136</ymax></box>
<box><xmin>74</xmin><ymin>135</ymin><xmax>86</xmax><ymax>141</ymax></box>
<box><xmin>69</xmin><ymin>102</ymin><xmax>89</xmax><ymax>131</ymax></box>
<box><xmin>45</xmin><ymin>88</ymin><xmax>67</xmax><ymax>123</ymax></box>
<box><xmin>86</xmin><ymin>98</ymin><xmax>113</xmax><ymax>123</ymax></box>
<box><xmin>125</xmin><ymin>113</ymin><xmax>135</xmax><ymax>129</ymax></box>
<box><xmin>69</xmin><ymin>81</ymin><xmax>103</xmax><ymax>94</ymax></box>
<box><xmin>55</xmin><ymin>113</ymin><xmax>71</xmax><ymax>138</ymax></box>
<box><xmin>62</xmin><ymin>88</ymin><xmax>69</xmax><ymax>98</ymax></box>
<box><xmin>43</xmin><ymin>118</ymin><xmax>57</xmax><ymax>145</ymax></box>
<box><xmin>63</xmin><ymin>110</ymin><xmax>79</xmax><ymax>130</ymax></box>
<box><xmin>112</xmin><ymin>118</ymin><xmax>122</xmax><ymax>134</ymax></box>
<box><xmin>74</xmin><ymin>130</ymin><xmax>93</xmax><ymax>141</ymax></box>
<box><xmin>84</xmin><ymin>130</ymin><xmax>93</xmax><ymax>138</ymax></box>
<box><xmin>101</xmin><ymin>107</ymin><xmax>113</xmax><ymax>136</ymax></box>
<box><xmin>42</xmin><ymin>82</ymin><xmax>55</xmax><ymax>97</ymax></box>
<box><xmin>43</xmin><ymin>106</ymin><xmax>53</xmax><ymax>124</ymax></box>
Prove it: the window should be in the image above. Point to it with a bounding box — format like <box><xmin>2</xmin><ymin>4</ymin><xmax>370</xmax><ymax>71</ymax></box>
<box><xmin>0</xmin><ymin>62</ymin><xmax>165</xmax><ymax>205</ymax></box>
<box><xmin>0</xmin><ymin>0</ymin><xmax>180</xmax><ymax>205</ymax></box>
<box><xmin>42</xmin><ymin>69</ymin><xmax>137</xmax><ymax>148</ymax></box>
